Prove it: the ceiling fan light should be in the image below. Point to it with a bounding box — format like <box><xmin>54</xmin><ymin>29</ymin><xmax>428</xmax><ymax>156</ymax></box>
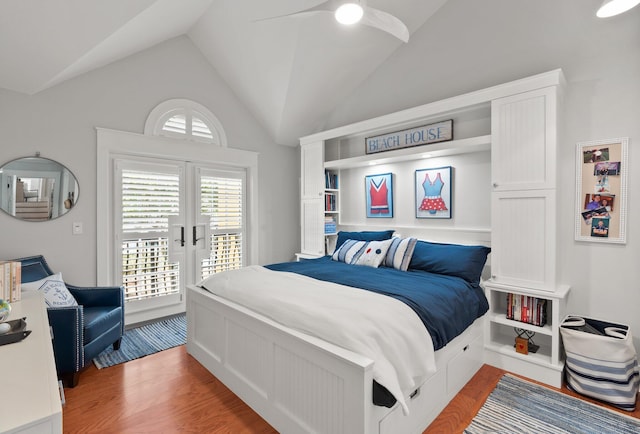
<box><xmin>335</xmin><ymin>3</ymin><xmax>364</xmax><ymax>25</ymax></box>
<box><xmin>596</xmin><ymin>0</ymin><xmax>640</xmax><ymax>17</ymax></box>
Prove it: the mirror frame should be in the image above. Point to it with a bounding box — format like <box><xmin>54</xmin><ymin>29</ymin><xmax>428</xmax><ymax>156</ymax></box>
<box><xmin>0</xmin><ymin>155</ymin><xmax>80</xmax><ymax>222</ymax></box>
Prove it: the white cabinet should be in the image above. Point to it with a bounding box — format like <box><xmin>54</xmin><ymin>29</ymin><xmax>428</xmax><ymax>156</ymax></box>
<box><xmin>491</xmin><ymin>86</ymin><xmax>558</xmax><ymax>191</ymax></box>
<box><xmin>301</xmin><ymin>141</ymin><xmax>324</xmax><ymax>200</ymax></box>
<box><xmin>0</xmin><ymin>294</ymin><xmax>63</xmax><ymax>434</ymax></box>
<box><xmin>491</xmin><ymin>189</ymin><xmax>557</xmax><ymax>291</ymax></box>
<box><xmin>484</xmin><ymin>283</ymin><xmax>570</xmax><ymax>388</ymax></box>
<box><xmin>487</xmin><ymin>83</ymin><xmax>566</xmax><ymax>386</ymax></box>
<box><xmin>490</xmin><ymin>86</ymin><xmax>560</xmax><ymax>291</ymax></box>
<box><xmin>300</xmin><ymin>141</ymin><xmax>341</xmax><ymax>257</ymax></box>
<box><xmin>300</xmin><ymin>141</ymin><xmax>325</xmax><ymax>256</ymax></box>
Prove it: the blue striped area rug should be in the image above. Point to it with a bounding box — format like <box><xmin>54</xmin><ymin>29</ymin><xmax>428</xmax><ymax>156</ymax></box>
<box><xmin>465</xmin><ymin>374</ymin><xmax>640</xmax><ymax>433</ymax></box>
<box><xmin>93</xmin><ymin>314</ymin><xmax>186</xmax><ymax>369</ymax></box>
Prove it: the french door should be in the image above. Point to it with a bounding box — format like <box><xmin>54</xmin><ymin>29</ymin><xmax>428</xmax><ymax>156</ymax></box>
<box><xmin>114</xmin><ymin>157</ymin><xmax>245</xmax><ymax>322</ymax></box>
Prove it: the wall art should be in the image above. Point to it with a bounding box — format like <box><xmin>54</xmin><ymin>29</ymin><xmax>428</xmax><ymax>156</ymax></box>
<box><xmin>365</xmin><ymin>173</ymin><xmax>393</xmax><ymax>218</ymax></box>
<box><xmin>575</xmin><ymin>137</ymin><xmax>628</xmax><ymax>243</ymax></box>
<box><xmin>415</xmin><ymin>166</ymin><xmax>452</xmax><ymax>219</ymax></box>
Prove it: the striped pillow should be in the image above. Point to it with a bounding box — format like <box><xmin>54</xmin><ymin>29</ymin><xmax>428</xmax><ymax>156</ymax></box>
<box><xmin>332</xmin><ymin>239</ymin><xmax>393</xmax><ymax>268</ymax></box>
<box><xmin>384</xmin><ymin>237</ymin><xmax>417</xmax><ymax>271</ymax></box>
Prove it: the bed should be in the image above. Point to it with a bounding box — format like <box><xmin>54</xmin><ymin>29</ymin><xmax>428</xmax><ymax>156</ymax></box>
<box><xmin>187</xmin><ymin>236</ymin><xmax>490</xmax><ymax>434</ymax></box>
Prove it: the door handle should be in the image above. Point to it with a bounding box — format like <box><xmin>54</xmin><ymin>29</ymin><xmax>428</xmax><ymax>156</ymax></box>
<box><xmin>175</xmin><ymin>226</ymin><xmax>185</xmax><ymax>247</ymax></box>
<box><xmin>193</xmin><ymin>226</ymin><xmax>202</xmax><ymax>246</ymax></box>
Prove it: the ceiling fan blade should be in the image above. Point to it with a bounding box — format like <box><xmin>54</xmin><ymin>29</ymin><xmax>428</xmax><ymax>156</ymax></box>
<box><xmin>361</xmin><ymin>6</ymin><xmax>410</xmax><ymax>43</ymax></box>
<box><xmin>252</xmin><ymin>1</ymin><xmax>333</xmax><ymax>22</ymax></box>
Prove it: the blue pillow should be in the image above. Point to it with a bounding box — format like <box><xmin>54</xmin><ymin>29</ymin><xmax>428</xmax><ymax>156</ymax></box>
<box><xmin>334</xmin><ymin>230</ymin><xmax>394</xmax><ymax>250</ymax></box>
<box><xmin>408</xmin><ymin>240</ymin><xmax>490</xmax><ymax>284</ymax></box>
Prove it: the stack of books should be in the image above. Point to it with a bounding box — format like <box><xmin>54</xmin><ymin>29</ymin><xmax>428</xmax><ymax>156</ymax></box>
<box><xmin>0</xmin><ymin>261</ymin><xmax>22</xmax><ymax>303</ymax></box>
<box><xmin>324</xmin><ymin>216</ymin><xmax>337</xmax><ymax>234</ymax></box>
<box><xmin>506</xmin><ymin>293</ymin><xmax>546</xmax><ymax>327</ymax></box>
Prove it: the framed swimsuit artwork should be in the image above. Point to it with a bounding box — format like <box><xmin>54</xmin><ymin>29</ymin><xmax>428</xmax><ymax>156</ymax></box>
<box><xmin>365</xmin><ymin>173</ymin><xmax>393</xmax><ymax>218</ymax></box>
<box><xmin>415</xmin><ymin>166</ymin><xmax>452</xmax><ymax>219</ymax></box>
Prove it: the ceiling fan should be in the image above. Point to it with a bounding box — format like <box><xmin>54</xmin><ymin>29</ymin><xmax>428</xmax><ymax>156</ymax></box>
<box><xmin>255</xmin><ymin>1</ymin><xmax>410</xmax><ymax>43</ymax></box>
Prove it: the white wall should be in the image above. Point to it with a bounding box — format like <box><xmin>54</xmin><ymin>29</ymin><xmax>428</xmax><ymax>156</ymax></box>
<box><xmin>325</xmin><ymin>0</ymin><xmax>640</xmax><ymax>352</ymax></box>
<box><xmin>0</xmin><ymin>36</ymin><xmax>299</xmax><ymax>284</ymax></box>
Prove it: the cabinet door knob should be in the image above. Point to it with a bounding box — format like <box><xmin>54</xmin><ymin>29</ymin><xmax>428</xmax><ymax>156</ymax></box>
<box><xmin>492</xmin><ymin>182</ymin><xmax>498</xmax><ymax>188</ymax></box>
<box><xmin>491</xmin><ymin>275</ymin><xmax>496</xmax><ymax>279</ymax></box>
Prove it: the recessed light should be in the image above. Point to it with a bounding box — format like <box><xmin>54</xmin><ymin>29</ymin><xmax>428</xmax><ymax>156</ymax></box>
<box><xmin>335</xmin><ymin>3</ymin><xmax>364</xmax><ymax>25</ymax></box>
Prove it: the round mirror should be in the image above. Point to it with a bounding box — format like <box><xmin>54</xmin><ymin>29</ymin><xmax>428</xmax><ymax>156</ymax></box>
<box><xmin>0</xmin><ymin>156</ymin><xmax>79</xmax><ymax>221</ymax></box>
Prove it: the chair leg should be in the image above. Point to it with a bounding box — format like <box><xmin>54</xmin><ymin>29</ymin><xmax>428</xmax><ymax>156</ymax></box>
<box><xmin>113</xmin><ymin>338</ymin><xmax>122</xmax><ymax>351</ymax></box>
<box><xmin>61</xmin><ymin>372</ymin><xmax>80</xmax><ymax>388</ymax></box>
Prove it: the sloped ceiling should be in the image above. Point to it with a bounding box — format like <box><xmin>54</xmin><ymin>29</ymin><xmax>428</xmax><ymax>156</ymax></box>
<box><xmin>0</xmin><ymin>0</ymin><xmax>448</xmax><ymax>146</ymax></box>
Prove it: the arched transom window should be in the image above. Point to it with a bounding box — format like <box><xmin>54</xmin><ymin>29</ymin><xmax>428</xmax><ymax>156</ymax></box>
<box><xmin>144</xmin><ymin>99</ymin><xmax>227</xmax><ymax>146</ymax></box>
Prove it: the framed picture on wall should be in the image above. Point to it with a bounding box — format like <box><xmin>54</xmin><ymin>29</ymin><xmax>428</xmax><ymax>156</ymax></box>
<box><xmin>365</xmin><ymin>173</ymin><xmax>393</xmax><ymax>218</ymax></box>
<box><xmin>575</xmin><ymin>137</ymin><xmax>628</xmax><ymax>243</ymax></box>
<box><xmin>415</xmin><ymin>166</ymin><xmax>452</xmax><ymax>219</ymax></box>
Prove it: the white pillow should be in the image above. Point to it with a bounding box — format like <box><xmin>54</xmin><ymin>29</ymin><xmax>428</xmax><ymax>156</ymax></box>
<box><xmin>332</xmin><ymin>239</ymin><xmax>393</xmax><ymax>268</ymax></box>
<box><xmin>384</xmin><ymin>237</ymin><xmax>418</xmax><ymax>271</ymax></box>
<box><xmin>21</xmin><ymin>272</ymin><xmax>78</xmax><ymax>308</ymax></box>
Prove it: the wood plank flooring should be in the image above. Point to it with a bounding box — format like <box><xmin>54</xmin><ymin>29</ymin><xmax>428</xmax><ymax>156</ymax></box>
<box><xmin>63</xmin><ymin>346</ymin><xmax>639</xmax><ymax>433</ymax></box>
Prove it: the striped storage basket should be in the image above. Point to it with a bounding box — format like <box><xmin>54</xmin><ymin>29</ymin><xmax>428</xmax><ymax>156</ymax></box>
<box><xmin>560</xmin><ymin>315</ymin><xmax>640</xmax><ymax>411</ymax></box>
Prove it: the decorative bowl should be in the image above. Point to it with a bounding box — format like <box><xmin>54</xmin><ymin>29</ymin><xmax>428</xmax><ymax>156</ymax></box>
<box><xmin>0</xmin><ymin>299</ymin><xmax>11</xmax><ymax>322</ymax></box>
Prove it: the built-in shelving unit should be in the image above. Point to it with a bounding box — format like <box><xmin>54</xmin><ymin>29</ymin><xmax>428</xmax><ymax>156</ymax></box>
<box><xmin>299</xmin><ymin>70</ymin><xmax>570</xmax><ymax>389</ymax></box>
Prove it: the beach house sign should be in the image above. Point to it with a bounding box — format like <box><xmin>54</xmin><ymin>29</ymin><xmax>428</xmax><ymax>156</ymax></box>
<box><xmin>365</xmin><ymin>120</ymin><xmax>453</xmax><ymax>155</ymax></box>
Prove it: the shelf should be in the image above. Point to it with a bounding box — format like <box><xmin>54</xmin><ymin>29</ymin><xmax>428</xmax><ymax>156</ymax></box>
<box><xmin>323</xmin><ymin>135</ymin><xmax>491</xmax><ymax>169</ymax></box>
<box><xmin>489</xmin><ymin>313</ymin><xmax>552</xmax><ymax>336</ymax></box>
<box><xmin>485</xmin><ymin>281</ymin><xmax>570</xmax><ymax>300</ymax></box>
<box><xmin>485</xmin><ymin>341</ymin><xmax>561</xmax><ymax>370</ymax></box>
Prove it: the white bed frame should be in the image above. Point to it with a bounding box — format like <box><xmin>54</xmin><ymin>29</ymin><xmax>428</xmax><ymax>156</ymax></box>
<box><xmin>186</xmin><ymin>284</ymin><xmax>485</xmax><ymax>434</ymax></box>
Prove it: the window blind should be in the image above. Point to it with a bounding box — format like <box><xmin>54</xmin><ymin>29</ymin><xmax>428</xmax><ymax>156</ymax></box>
<box><xmin>200</xmin><ymin>174</ymin><xmax>243</xmax><ymax>279</ymax></box>
<box><xmin>121</xmin><ymin>169</ymin><xmax>180</xmax><ymax>301</ymax></box>
<box><xmin>192</xmin><ymin>115</ymin><xmax>214</xmax><ymax>140</ymax></box>
<box><xmin>161</xmin><ymin>114</ymin><xmax>187</xmax><ymax>135</ymax></box>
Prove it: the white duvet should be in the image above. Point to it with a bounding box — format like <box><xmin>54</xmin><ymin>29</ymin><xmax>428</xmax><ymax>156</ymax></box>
<box><xmin>198</xmin><ymin>265</ymin><xmax>436</xmax><ymax>414</ymax></box>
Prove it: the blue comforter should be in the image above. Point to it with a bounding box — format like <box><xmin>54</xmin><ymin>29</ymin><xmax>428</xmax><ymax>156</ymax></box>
<box><xmin>266</xmin><ymin>256</ymin><xmax>488</xmax><ymax>350</ymax></box>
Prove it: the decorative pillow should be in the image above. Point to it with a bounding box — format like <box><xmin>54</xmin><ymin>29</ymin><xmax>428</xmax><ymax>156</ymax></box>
<box><xmin>408</xmin><ymin>241</ymin><xmax>491</xmax><ymax>284</ymax></box>
<box><xmin>332</xmin><ymin>239</ymin><xmax>393</xmax><ymax>268</ymax></box>
<box><xmin>383</xmin><ymin>237</ymin><xmax>418</xmax><ymax>271</ymax></box>
<box><xmin>334</xmin><ymin>230</ymin><xmax>395</xmax><ymax>251</ymax></box>
<box><xmin>21</xmin><ymin>272</ymin><xmax>78</xmax><ymax>308</ymax></box>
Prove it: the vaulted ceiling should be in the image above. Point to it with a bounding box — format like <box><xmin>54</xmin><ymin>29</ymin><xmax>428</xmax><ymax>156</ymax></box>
<box><xmin>0</xmin><ymin>0</ymin><xmax>449</xmax><ymax>145</ymax></box>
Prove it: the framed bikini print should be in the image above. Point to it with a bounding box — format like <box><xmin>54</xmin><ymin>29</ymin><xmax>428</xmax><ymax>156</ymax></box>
<box><xmin>365</xmin><ymin>173</ymin><xmax>393</xmax><ymax>218</ymax></box>
<box><xmin>415</xmin><ymin>166</ymin><xmax>452</xmax><ymax>219</ymax></box>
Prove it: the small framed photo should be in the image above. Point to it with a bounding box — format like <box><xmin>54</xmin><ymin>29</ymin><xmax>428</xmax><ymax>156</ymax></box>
<box><xmin>365</xmin><ymin>173</ymin><xmax>393</xmax><ymax>218</ymax></box>
<box><xmin>591</xmin><ymin>217</ymin><xmax>609</xmax><ymax>238</ymax></box>
<box><xmin>415</xmin><ymin>166</ymin><xmax>452</xmax><ymax>219</ymax></box>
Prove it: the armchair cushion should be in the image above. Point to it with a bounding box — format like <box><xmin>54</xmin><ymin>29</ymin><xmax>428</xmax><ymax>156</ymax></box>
<box><xmin>83</xmin><ymin>306</ymin><xmax>123</xmax><ymax>345</ymax></box>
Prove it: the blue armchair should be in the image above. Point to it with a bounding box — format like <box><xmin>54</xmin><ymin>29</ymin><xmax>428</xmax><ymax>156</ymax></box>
<box><xmin>16</xmin><ymin>255</ymin><xmax>124</xmax><ymax>387</ymax></box>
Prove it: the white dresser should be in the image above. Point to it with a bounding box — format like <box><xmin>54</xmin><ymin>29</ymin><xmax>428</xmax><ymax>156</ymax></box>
<box><xmin>0</xmin><ymin>293</ymin><xmax>62</xmax><ymax>434</ymax></box>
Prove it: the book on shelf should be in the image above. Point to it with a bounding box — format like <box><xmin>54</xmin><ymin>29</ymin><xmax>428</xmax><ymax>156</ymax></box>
<box><xmin>325</xmin><ymin>192</ymin><xmax>337</xmax><ymax>211</ymax></box>
<box><xmin>0</xmin><ymin>261</ymin><xmax>22</xmax><ymax>303</ymax></box>
<box><xmin>506</xmin><ymin>293</ymin><xmax>547</xmax><ymax>327</ymax></box>
<box><xmin>324</xmin><ymin>216</ymin><xmax>337</xmax><ymax>234</ymax></box>
<box><xmin>324</xmin><ymin>170</ymin><xmax>338</xmax><ymax>189</ymax></box>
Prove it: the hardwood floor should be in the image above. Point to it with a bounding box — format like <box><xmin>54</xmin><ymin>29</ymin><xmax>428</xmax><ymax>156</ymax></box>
<box><xmin>63</xmin><ymin>346</ymin><xmax>640</xmax><ymax>433</ymax></box>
